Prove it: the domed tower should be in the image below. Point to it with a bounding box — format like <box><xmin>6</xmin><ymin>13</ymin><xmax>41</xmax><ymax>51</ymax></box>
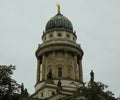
<box><xmin>32</xmin><ymin>5</ymin><xmax>84</xmax><ymax>99</ymax></box>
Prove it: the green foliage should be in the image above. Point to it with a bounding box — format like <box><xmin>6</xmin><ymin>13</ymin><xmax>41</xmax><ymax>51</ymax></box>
<box><xmin>0</xmin><ymin>65</ymin><xmax>21</xmax><ymax>100</ymax></box>
<box><xmin>78</xmin><ymin>82</ymin><xmax>117</xmax><ymax>100</ymax></box>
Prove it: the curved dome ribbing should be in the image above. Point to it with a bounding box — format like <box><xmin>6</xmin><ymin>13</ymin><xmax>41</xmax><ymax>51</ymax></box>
<box><xmin>45</xmin><ymin>13</ymin><xmax>73</xmax><ymax>32</ymax></box>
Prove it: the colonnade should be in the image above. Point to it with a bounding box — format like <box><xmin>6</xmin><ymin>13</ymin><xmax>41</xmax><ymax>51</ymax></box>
<box><xmin>36</xmin><ymin>52</ymin><xmax>83</xmax><ymax>84</ymax></box>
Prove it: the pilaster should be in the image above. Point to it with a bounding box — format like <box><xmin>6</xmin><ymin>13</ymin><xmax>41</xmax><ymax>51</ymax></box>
<box><xmin>36</xmin><ymin>60</ymin><xmax>40</xmax><ymax>83</ymax></box>
<box><xmin>52</xmin><ymin>52</ymin><xmax>56</xmax><ymax>79</ymax></box>
<box><xmin>78</xmin><ymin>59</ymin><xmax>83</xmax><ymax>82</ymax></box>
<box><xmin>74</xmin><ymin>55</ymin><xmax>78</xmax><ymax>80</ymax></box>
<box><xmin>42</xmin><ymin>55</ymin><xmax>45</xmax><ymax>80</ymax></box>
<box><xmin>64</xmin><ymin>52</ymin><xmax>68</xmax><ymax>78</ymax></box>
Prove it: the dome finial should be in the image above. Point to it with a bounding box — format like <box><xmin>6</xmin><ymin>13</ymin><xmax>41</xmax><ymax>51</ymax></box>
<box><xmin>57</xmin><ymin>3</ymin><xmax>60</xmax><ymax>13</ymax></box>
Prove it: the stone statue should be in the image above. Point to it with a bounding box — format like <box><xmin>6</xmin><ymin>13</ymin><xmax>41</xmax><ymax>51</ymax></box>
<box><xmin>90</xmin><ymin>70</ymin><xmax>94</xmax><ymax>82</ymax></box>
<box><xmin>57</xmin><ymin>80</ymin><xmax>62</xmax><ymax>88</ymax></box>
<box><xmin>47</xmin><ymin>71</ymin><xmax>53</xmax><ymax>80</ymax></box>
<box><xmin>57</xmin><ymin>80</ymin><xmax>62</xmax><ymax>93</ymax></box>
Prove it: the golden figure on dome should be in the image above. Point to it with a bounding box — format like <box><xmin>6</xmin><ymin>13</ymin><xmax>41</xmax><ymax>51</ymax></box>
<box><xmin>57</xmin><ymin>4</ymin><xmax>60</xmax><ymax>13</ymax></box>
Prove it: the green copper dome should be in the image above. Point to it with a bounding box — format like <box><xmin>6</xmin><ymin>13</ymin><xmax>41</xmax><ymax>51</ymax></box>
<box><xmin>45</xmin><ymin>13</ymin><xmax>73</xmax><ymax>32</ymax></box>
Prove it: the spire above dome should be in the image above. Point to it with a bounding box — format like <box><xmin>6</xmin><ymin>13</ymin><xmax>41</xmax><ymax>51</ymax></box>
<box><xmin>45</xmin><ymin>5</ymin><xmax>73</xmax><ymax>33</ymax></box>
<box><xmin>57</xmin><ymin>4</ymin><xmax>60</xmax><ymax>14</ymax></box>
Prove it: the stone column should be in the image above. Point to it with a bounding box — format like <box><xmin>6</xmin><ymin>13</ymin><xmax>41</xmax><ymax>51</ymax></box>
<box><xmin>78</xmin><ymin>59</ymin><xmax>83</xmax><ymax>82</ymax></box>
<box><xmin>42</xmin><ymin>55</ymin><xmax>45</xmax><ymax>81</ymax></box>
<box><xmin>64</xmin><ymin>52</ymin><xmax>67</xmax><ymax>78</ymax></box>
<box><xmin>74</xmin><ymin>55</ymin><xmax>78</xmax><ymax>80</ymax></box>
<box><xmin>52</xmin><ymin>52</ymin><xmax>56</xmax><ymax>79</ymax></box>
<box><xmin>36</xmin><ymin>60</ymin><xmax>40</xmax><ymax>83</ymax></box>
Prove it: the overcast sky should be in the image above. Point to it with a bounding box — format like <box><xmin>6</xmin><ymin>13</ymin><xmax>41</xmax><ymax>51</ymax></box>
<box><xmin>0</xmin><ymin>0</ymin><xmax>120</xmax><ymax>97</ymax></box>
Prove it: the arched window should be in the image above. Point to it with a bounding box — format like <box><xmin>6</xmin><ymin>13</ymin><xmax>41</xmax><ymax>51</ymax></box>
<box><xmin>58</xmin><ymin>67</ymin><xmax>62</xmax><ymax>77</ymax></box>
<box><xmin>66</xmin><ymin>34</ymin><xmax>70</xmax><ymax>38</ymax></box>
<box><xmin>49</xmin><ymin>34</ymin><xmax>53</xmax><ymax>38</ymax></box>
<box><xmin>58</xmin><ymin>33</ymin><xmax>62</xmax><ymax>37</ymax></box>
<box><xmin>52</xmin><ymin>91</ymin><xmax>55</xmax><ymax>96</ymax></box>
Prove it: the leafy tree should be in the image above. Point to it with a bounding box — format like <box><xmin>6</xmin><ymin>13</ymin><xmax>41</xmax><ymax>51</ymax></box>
<box><xmin>67</xmin><ymin>70</ymin><xmax>117</xmax><ymax>100</ymax></box>
<box><xmin>77</xmin><ymin>81</ymin><xmax>117</xmax><ymax>100</ymax></box>
<box><xmin>0</xmin><ymin>65</ymin><xmax>21</xmax><ymax>100</ymax></box>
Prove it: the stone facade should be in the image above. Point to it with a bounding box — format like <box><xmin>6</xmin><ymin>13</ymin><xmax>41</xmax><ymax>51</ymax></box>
<box><xmin>31</xmin><ymin>7</ymin><xmax>84</xmax><ymax>100</ymax></box>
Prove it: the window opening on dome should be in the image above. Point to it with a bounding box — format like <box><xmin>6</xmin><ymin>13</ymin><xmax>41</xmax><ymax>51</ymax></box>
<box><xmin>66</xmin><ymin>34</ymin><xmax>70</xmax><ymax>38</ymax></box>
<box><xmin>52</xmin><ymin>91</ymin><xmax>55</xmax><ymax>96</ymax></box>
<box><xmin>58</xmin><ymin>33</ymin><xmax>62</xmax><ymax>37</ymax></box>
<box><xmin>49</xmin><ymin>34</ymin><xmax>53</xmax><ymax>38</ymax></box>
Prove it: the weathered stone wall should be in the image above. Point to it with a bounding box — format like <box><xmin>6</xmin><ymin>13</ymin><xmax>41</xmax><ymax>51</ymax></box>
<box><xmin>43</xmin><ymin>51</ymin><xmax>79</xmax><ymax>80</ymax></box>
